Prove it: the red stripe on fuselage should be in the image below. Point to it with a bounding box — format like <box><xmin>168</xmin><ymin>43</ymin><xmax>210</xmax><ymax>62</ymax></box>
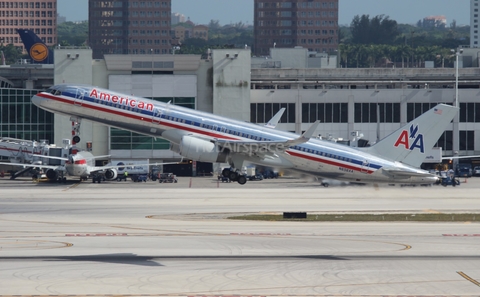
<box><xmin>287</xmin><ymin>150</ymin><xmax>374</xmax><ymax>174</ymax></box>
<box><xmin>37</xmin><ymin>93</ymin><xmax>238</xmax><ymax>140</ymax></box>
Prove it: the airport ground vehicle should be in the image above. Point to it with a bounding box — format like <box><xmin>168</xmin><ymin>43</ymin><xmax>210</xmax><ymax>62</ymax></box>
<box><xmin>117</xmin><ymin>175</ymin><xmax>128</xmax><ymax>181</ymax></box>
<box><xmin>262</xmin><ymin>170</ymin><xmax>279</xmax><ymax>179</ymax></box>
<box><xmin>132</xmin><ymin>174</ymin><xmax>148</xmax><ymax>182</ymax></box>
<box><xmin>248</xmin><ymin>173</ymin><xmax>264</xmax><ymax>181</ymax></box>
<box><xmin>456</xmin><ymin>163</ymin><xmax>472</xmax><ymax>178</ymax></box>
<box><xmin>158</xmin><ymin>173</ymin><xmax>178</xmax><ymax>183</ymax></box>
<box><xmin>218</xmin><ymin>175</ymin><xmax>231</xmax><ymax>182</ymax></box>
<box><xmin>473</xmin><ymin>166</ymin><xmax>480</xmax><ymax>177</ymax></box>
<box><xmin>441</xmin><ymin>176</ymin><xmax>460</xmax><ymax>186</ymax></box>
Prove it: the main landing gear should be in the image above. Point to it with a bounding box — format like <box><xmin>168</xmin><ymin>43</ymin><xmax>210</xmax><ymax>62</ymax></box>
<box><xmin>222</xmin><ymin>168</ymin><xmax>247</xmax><ymax>185</ymax></box>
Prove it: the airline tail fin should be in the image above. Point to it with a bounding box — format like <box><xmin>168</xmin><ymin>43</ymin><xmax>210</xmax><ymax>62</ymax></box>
<box><xmin>16</xmin><ymin>29</ymin><xmax>54</xmax><ymax>64</ymax></box>
<box><xmin>363</xmin><ymin>104</ymin><xmax>458</xmax><ymax>167</ymax></box>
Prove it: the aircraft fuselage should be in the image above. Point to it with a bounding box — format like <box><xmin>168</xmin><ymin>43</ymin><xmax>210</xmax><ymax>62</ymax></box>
<box><xmin>32</xmin><ymin>85</ymin><xmax>438</xmax><ymax>184</ymax></box>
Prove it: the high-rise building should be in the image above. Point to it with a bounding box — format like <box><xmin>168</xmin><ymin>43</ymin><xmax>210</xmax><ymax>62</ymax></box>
<box><xmin>88</xmin><ymin>0</ymin><xmax>172</xmax><ymax>59</ymax></box>
<box><xmin>0</xmin><ymin>0</ymin><xmax>57</xmax><ymax>53</ymax></box>
<box><xmin>171</xmin><ymin>12</ymin><xmax>186</xmax><ymax>25</ymax></box>
<box><xmin>253</xmin><ymin>0</ymin><xmax>339</xmax><ymax>56</ymax></box>
<box><xmin>471</xmin><ymin>0</ymin><xmax>479</xmax><ymax>48</ymax></box>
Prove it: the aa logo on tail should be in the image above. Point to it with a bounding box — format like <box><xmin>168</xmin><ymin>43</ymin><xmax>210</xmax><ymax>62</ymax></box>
<box><xmin>393</xmin><ymin>124</ymin><xmax>424</xmax><ymax>153</ymax></box>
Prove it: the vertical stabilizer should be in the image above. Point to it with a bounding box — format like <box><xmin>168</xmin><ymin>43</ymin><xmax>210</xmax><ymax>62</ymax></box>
<box><xmin>363</xmin><ymin>104</ymin><xmax>458</xmax><ymax>167</ymax></box>
<box><xmin>16</xmin><ymin>29</ymin><xmax>54</xmax><ymax>64</ymax></box>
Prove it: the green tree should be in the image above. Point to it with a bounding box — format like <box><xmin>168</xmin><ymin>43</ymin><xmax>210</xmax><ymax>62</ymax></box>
<box><xmin>0</xmin><ymin>44</ymin><xmax>22</xmax><ymax>65</ymax></box>
<box><xmin>58</xmin><ymin>21</ymin><xmax>88</xmax><ymax>46</ymax></box>
<box><xmin>351</xmin><ymin>15</ymin><xmax>399</xmax><ymax>45</ymax></box>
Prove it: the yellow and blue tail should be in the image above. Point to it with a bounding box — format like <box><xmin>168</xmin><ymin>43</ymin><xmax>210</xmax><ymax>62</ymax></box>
<box><xmin>17</xmin><ymin>29</ymin><xmax>53</xmax><ymax>64</ymax></box>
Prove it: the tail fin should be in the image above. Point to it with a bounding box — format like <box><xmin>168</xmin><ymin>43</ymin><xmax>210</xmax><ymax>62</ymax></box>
<box><xmin>16</xmin><ymin>29</ymin><xmax>54</xmax><ymax>64</ymax></box>
<box><xmin>364</xmin><ymin>104</ymin><xmax>458</xmax><ymax>167</ymax></box>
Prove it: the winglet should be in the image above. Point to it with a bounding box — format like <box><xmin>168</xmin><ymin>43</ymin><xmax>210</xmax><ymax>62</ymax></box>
<box><xmin>286</xmin><ymin>120</ymin><xmax>320</xmax><ymax>146</ymax></box>
<box><xmin>301</xmin><ymin>120</ymin><xmax>320</xmax><ymax>140</ymax></box>
<box><xmin>264</xmin><ymin>108</ymin><xmax>285</xmax><ymax>129</ymax></box>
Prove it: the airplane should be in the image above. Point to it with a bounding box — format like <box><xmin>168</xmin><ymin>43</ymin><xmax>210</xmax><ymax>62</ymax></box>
<box><xmin>16</xmin><ymin>29</ymin><xmax>54</xmax><ymax>64</ymax></box>
<box><xmin>1</xmin><ymin>150</ymin><xmax>177</xmax><ymax>183</ymax></box>
<box><xmin>31</xmin><ymin>84</ymin><xmax>459</xmax><ymax>185</ymax></box>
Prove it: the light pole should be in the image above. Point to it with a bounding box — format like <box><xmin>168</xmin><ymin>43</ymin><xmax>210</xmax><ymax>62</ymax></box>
<box><xmin>452</xmin><ymin>48</ymin><xmax>463</xmax><ymax>169</ymax></box>
<box><xmin>452</xmin><ymin>48</ymin><xmax>463</xmax><ymax>107</ymax></box>
<box><xmin>172</xmin><ymin>46</ymin><xmax>180</xmax><ymax>55</ymax></box>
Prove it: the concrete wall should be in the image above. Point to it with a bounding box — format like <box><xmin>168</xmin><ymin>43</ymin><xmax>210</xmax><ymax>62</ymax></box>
<box><xmin>212</xmin><ymin>49</ymin><xmax>251</xmax><ymax>122</ymax></box>
<box><xmin>271</xmin><ymin>48</ymin><xmax>308</xmax><ymax>68</ymax></box>
<box><xmin>53</xmin><ymin>48</ymin><xmax>110</xmax><ymax>157</ymax></box>
<box><xmin>196</xmin><ymin>59</ymin><xmax>213</xmax><ymax>113</ymax></box>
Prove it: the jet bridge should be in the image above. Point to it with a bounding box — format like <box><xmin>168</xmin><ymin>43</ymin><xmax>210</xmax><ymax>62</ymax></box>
<box><xmin>0</xmin><ymin>137</ymin><xmax>70</xmax><ymax>179</ymax></box>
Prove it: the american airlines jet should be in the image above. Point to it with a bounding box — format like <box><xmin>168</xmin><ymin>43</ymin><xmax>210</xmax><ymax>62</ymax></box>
<box><xmin>31</xmin><ymin>84</ymin><xmax>458</xmax><ymax>185</ymax></box>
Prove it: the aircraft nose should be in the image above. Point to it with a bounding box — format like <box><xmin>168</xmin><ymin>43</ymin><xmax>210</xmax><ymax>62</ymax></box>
<box><xmin>31</xmin><ymin>94</ymin><xmax>42</xmax><ymax>107</ymax></box>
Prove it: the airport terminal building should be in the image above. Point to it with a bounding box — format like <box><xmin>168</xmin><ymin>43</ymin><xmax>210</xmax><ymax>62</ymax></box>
<box><xmin>2</xmin><ymin>46</ymin><xmax>480</xmax><ymax>170</ymax></box>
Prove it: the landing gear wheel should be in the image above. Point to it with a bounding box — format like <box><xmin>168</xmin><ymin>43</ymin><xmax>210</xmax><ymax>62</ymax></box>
<box><xmin>229</xmin><ymin>171</ymin><xmax>239</xmax><ymax>181</ymax></box>
<box><xmin>237</xmin><ymin>175</ymin><xmax>247</xmax><ymax>185</ymax></box>
<box><xmin>222</xmin><ymin>168</ymin><xmax>231</xmax><ymax>178</ymax></box>
<box><xmin>73</xmin><ymin>135</ymin><xmax>81</xmax><ymax>143</ymax></box>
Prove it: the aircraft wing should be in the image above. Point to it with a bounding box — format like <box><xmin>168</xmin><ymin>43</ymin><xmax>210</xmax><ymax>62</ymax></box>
<box><xmin>0</xmin><ymin>162</ymin><xmax>66</xmax><ymax>171</ymax></box>
<box><xmin>32</xmin><ymin>155</ymin><xmax>69</xmax><ymax>161</ymax></box>
<box><xmin>216</xmin><ymin>120</ymin><xmax>320</xmax><ymax>154</ymax></box>
<box><xmin>442</xmin><ymin>155</ymin><xmax>480</xmax><ymax>160</ymax></box>
<box><xmin>88</xmin><ymin>161</ymin><xmax>181</xmax><ymax>173</ymax></box>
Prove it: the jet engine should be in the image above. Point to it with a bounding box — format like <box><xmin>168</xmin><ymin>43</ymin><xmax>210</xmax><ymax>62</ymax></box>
<box><xmin>170</xmin><ymin>142</ymin><xmax>180</xmax><ymax>154</ymax></box>
<box><xmin>104</xmin><ymin>169</ymin><xmax>118</xmax><ymax>180</ymax></box>
<box><xmin>45</xmin><ymin>169</ymin><xmax>58</xmax><ymax>181</ymax></box>
<box><xmin>179</xmin><ymin>135</ymin><xmax>228</xmax><ymax>163</ymax></box>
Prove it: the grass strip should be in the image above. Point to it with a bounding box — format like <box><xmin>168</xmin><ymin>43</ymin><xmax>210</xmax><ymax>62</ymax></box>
<box><xmin>228</xmin><ymin>213</ymin><xmax>480</xmax><ymax>222</ymax></box>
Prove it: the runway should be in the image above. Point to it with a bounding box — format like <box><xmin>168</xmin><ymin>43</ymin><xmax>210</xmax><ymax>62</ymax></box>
<box><xmin>0</xmin><ymin>176</ymin><xmax>480</xmax><ymax>296</ymax></box>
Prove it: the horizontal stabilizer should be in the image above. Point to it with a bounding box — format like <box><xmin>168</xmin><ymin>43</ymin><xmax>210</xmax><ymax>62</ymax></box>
<box><xmin>382</xmin><ymin>168</ymin><xmax>435</xmax><ymax>177</ymax></box>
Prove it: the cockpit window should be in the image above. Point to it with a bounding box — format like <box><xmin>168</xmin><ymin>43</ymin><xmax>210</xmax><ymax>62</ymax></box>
<box><xmin>47</xmin><ymin>87</ymin><xmax>61</xmax><ymax>95</ymax></box>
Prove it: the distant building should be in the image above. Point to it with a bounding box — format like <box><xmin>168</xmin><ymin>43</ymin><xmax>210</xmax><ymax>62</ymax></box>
<box><xmin>172</xmin><ymin>25</ymin><xmax>208</xmax><ymax>43</ymax></box>
<box><xmin>192</xmin><ymin>25</ymin><xmax>208</xmax><ymax>41</ymax></box>
<box><xmin>471</xmin><ymin>0</ymin><xmax>479</xmax><ymax>48</ymax></box>
<box><xmin>57</xmin><ymin>14</ymin><xmax>66</xmax><ymax>25</ymax></box>
<box><xmin>0</xmin><ymin>0</ymin><xmax>57</xmax><ymax>54</ymax></box>
<box><xmin>88</xmin><ymin>0</ymin><xmax>172</xmax><ymax>59</ymax></box>
<box><xmin>171</xmin><ymin>12</ymin><xmax>186</xmax><ymax>25</ymax></box>
<box><xmin>422</xmin><ymin>15</ymin><xmax>446</xmax><ymax>28</ymax></box>
<box><xmin>173</xmin><ymin>26</ymin><xmax>189</xmax><ymax>43</ymax></box>
<box><xmin>253</xmin><ymin>0</ymin><xmax>339</xmax><ymax>56</ymax></box>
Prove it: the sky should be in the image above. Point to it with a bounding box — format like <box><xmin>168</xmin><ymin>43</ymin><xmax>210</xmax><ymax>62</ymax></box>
<box><xmin>58</xmin><ymin>0</ymin><xmax>470</xmax><ymax>26</ymax></box>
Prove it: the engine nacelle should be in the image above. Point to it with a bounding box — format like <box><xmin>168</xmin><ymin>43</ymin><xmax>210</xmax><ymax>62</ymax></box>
<box><xmin>104</xmin><ymin>169</ymin><xmax>118</xmax><ymax>180</ymax></box>
<box><xmin>45</xmin><ymin>169</ymin><xmax>58</xmax><ymax>181</ymax></box>
<box><xmin>179</xmin><ymin>135</ymin><xmax>228</xmax><ymax>163</ymax></box>
<box><xmin>170</xmin><ymin>142</ymin><xmax>180</xmax><ymax>154</ymax></box>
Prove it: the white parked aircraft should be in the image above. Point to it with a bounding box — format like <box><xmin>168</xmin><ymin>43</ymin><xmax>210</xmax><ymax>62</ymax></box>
<box><xmin>31</xmin><ymin>84</ymin><xmax>459</xmax><ymax>185</ymax></box>
<box><xmin>1</xmin><ymin>150</ymin><xmax>174</xmax><ymax>183</ymax></box>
